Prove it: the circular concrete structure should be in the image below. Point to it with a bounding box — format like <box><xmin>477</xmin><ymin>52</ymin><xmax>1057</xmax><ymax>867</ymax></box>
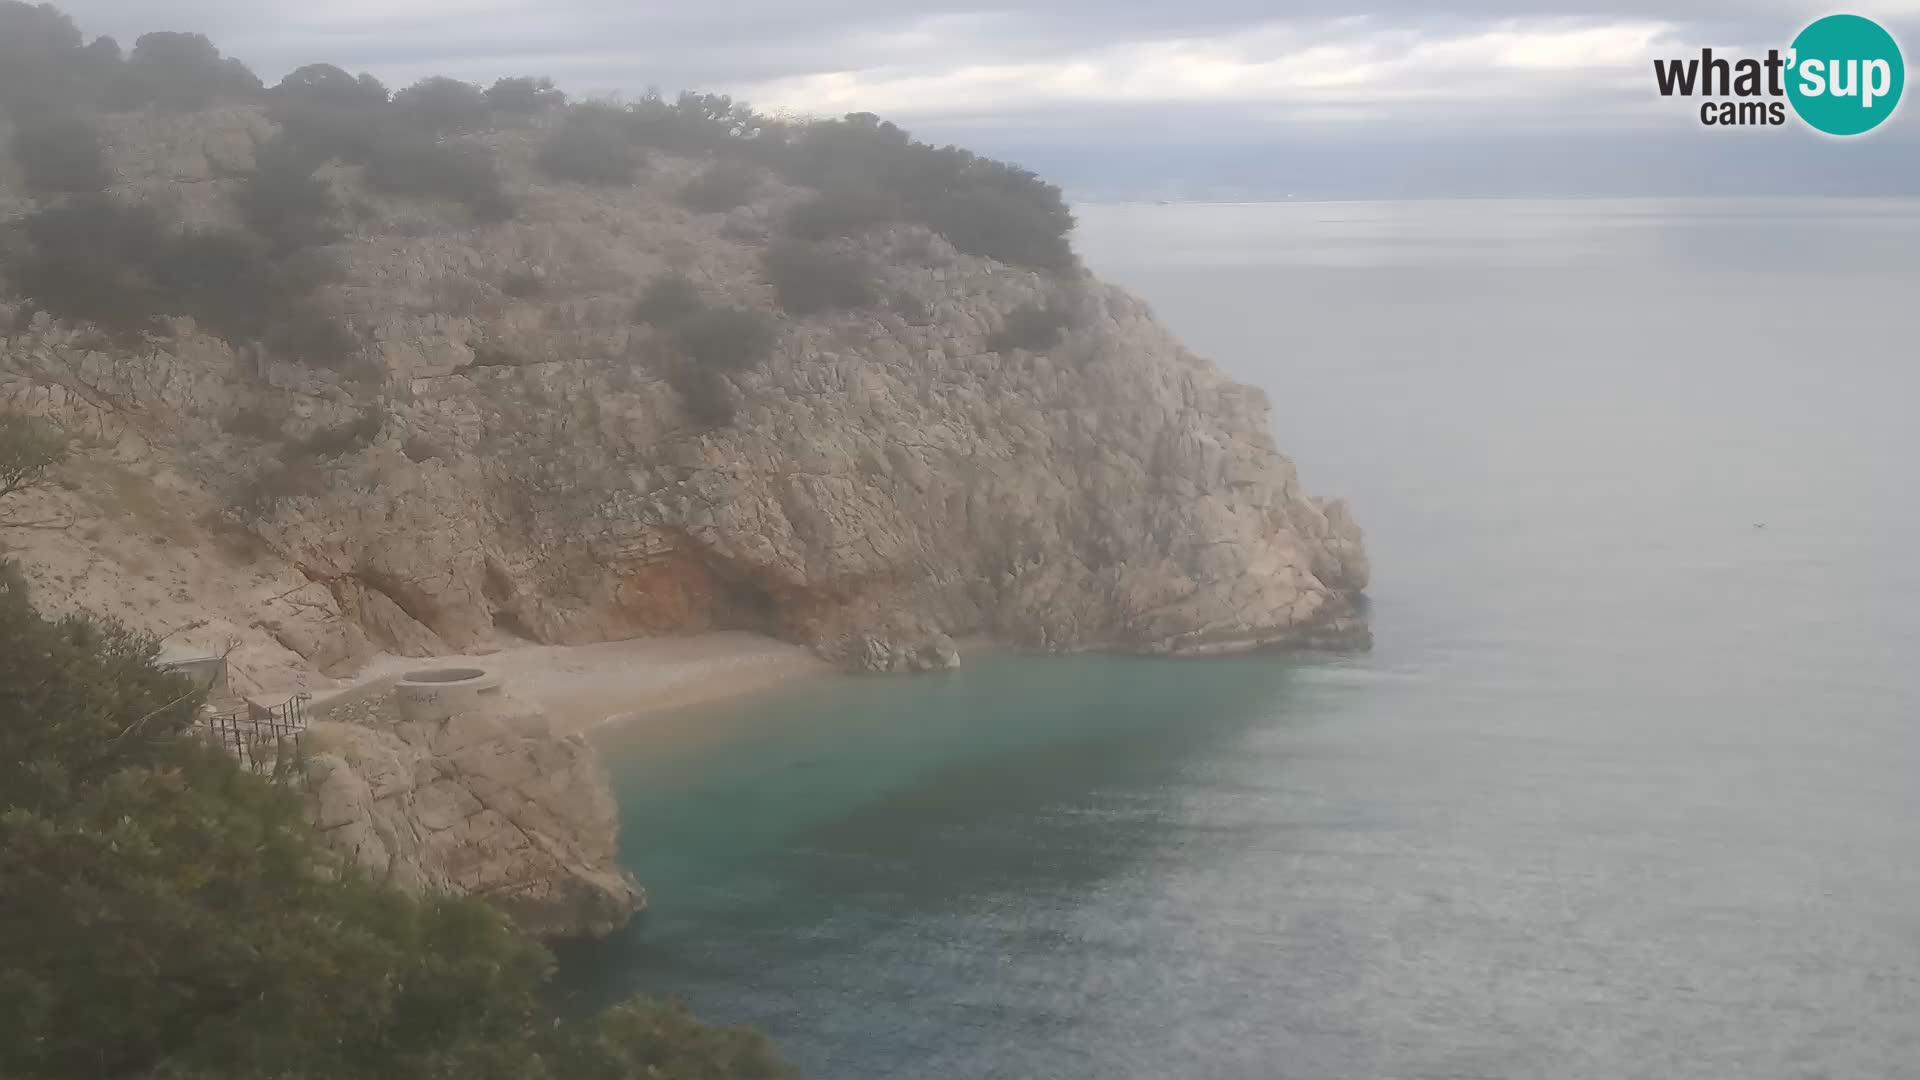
<box><xmin>394</xmin><ymin>666</ymin><xmax>504</xmax><ymax>723</ymax></box>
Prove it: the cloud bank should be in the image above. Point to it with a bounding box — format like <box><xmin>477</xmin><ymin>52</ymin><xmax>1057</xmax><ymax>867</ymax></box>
<box><xmin>49</xmin><ymin>0</ymin><xmax>1920</xmax><ymax>196</ymax></box>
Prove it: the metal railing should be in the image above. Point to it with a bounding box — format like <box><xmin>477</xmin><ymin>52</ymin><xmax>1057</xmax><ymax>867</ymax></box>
<box><xmin>200</xmin><ymin>693</ymin><xmax>310</xmax><ymax>777</ymax></box>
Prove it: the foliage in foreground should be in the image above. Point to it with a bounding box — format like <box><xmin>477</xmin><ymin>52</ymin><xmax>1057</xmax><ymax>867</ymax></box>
<box><xmin>0</xmin><ymin>562</ymin><xmax>786</xmax><ymax>1080</ymax></box>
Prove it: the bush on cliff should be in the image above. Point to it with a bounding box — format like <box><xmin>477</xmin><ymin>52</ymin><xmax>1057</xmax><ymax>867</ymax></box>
<box><xmin>765</xmin><ymin>240</ymin><xmax>874</xmax><ymax>315</ymax></box>
<box><xmin>783</xmin><ymin>180</ymin><xmax>904</xmax><ymax>242</ymax></box>
<box><xmin>627</xmin><ymin>90</ymin><xmax>775</xmax><ymax>157</ymax></box>
<box><xmin>6</xmin><ymin>195</ymin><xmax>349</xmax><ymax>355</ymax></box>
<box><xmin>538</xmin><ymin>107</ymin><xmax>644</xmax><ymax>186</ymax></box>
<box><xmin>778</xmin><ymin>113</ymin><xmax>1076</xmax><ymax>271</ymax></box>
<box><xmin>267</xmin><ymin>63</ymin><xmax>391</xmax><ymax>164</ymax></box>
<box><xmin>680</xmin><ymin>160</ymin><xmax>762</xmax><ymax>212</ymax></box>
<box><xmin>9</xmin><ymin>116</ymin><xmax>111</xmax><ymax>194</ymax></box>
<box><xmin>363</xmin><ymin>136</ymin><xmax>515</xmax><ymax>222</ymax></box>
<box><xmin>7</xmin><ymin>196</ymin><xmax>171</xmax><ymax>332</ymax></box>
<box><xmin>111</xmin><ymin>31</ymin><xmax>261</xmax><ymax>112</ymax></box>
<box><xmin>673</xmin><ymin>305</ymin><xmax>777</xmax><ymax>371</ymax></box>
<box><xmin>234</xmin><ymin>137</ymin><xmax>344</xmax><ymax>254</ymax></box>
<box><xmin>987</xmin><ymin>302</ymin><xmax>1074</xmax><ymax>353</ymax></box>
<box><xmin>0</xmin><ymin>2</ymin><xmax>116</xmax><ymax>115</ymax></box>
<box><xmin>485</xmin><ymin>75</ymin><xmax>566</xmax><ymax>118</ymax></box>
<box><xmin>0</xmin><ymin>563</ymin><xmax>788</xmax><ymax>1080</ymax></box>
<box><xmin>391</xmin><ymin>75</ymin><xmax>489</xmax><ymax>136</ymax></box>
<box><xmin>265</xmin><ymin>67</ymin><xmax>511</xmax><ymax>222</ymax></box>
<box><xmin>669</xmin><ymin>364</ymin><xmax>738</xmax><ymax>428</ymax></box>
<box><xmin>633</xmin><ymin>271</ymin><xmax>704</xmax><ymax>326</ymax></box>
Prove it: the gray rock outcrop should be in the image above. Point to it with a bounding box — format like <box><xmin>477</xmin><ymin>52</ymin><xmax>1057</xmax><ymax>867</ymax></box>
<box><xmin>302</xmin><ymin>689</ymin><xmax>643</xmax><ymax>939</ymax></box>
<box><xmin>0</xmin><ymin>107</ymin><xmax>1370</xmax><ymax>674</ymax></box>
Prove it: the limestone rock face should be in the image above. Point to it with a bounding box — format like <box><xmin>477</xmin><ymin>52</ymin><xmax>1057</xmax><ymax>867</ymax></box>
<box><xmin>302</xmin><ymin>689</ymin><xmax>643</xmax><ymax>939</ymax></box>
<box><xmin>855</xmin><ymin>628</ymin><xmax>962</xmax><ymax>673</ymax></box>
<box><xmin>0</xmin><ymin>108</ymin><xmax>1371</xmax><ymax>675</ymax></box>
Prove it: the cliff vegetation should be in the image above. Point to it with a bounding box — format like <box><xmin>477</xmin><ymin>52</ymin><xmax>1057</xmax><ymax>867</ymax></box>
<box><xmin>0</xmin><ymin>455</ymin><xmax>782</xmax><ymax>1080</ymax></box>
<box><xmin>0</xmin><ymin>0</ymin><xmax>1365</xmax><ymax>680</ymax></box>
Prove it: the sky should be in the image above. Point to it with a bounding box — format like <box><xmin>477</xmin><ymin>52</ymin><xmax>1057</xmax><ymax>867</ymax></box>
<box><xmin>48</xmin><ymin>1</ymin><xmax>1920</xmax><ymax>197</ymax></box>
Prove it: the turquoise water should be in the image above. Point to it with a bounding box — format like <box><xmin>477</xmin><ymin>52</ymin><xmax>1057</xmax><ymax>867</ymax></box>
<box><xmin>561</xmin><ymin>200</ymin><xmax>1920</xmax><ymax>1078</ymax></box>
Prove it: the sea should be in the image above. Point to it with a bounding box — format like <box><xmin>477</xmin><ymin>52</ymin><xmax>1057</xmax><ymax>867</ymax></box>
<box><xmin>557</xmin><ymin>199</ymin><xmax>1920</xmax><ymax>1079</ymax></box>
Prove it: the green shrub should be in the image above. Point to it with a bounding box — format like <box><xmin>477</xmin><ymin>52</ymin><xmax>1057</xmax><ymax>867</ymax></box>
<box><xmin>537</xmin><ymin>109</ymin><xmax>643</xmax><ymax>186</ymax></box>
<box><xmin>546</xmin><ymin>998</ymin><xmax>785</xmax><ymax>1079</ymax></box>
<box><xmin>9</xmin><ymin>195</ymin><xmax>170</xmax><ymax>331</ymax></box>
<box><xmin>778</xmin><ymin>113</ymin><xmax>1075</xmax><ymax>271</ymax></box>
<box><xmin>627</xmin><ymin>90</ymin><xmax>770</xmax><ymax>155</ymax></box>
<box><xmin>112</xmin><ymin>31</ymin><xmax>261</xmax><ymax>111</ymax></box>
<box><xmin>0</xmin><ymin>566</ymin><xmax>791</xmax><ymax>1077</ymax></box>
<box><xmin>783</xmin><ymin>181</ymin><xmax>904</xmax><ymax>241</ymax></box>
<box><xmin>680</xmin><ymin>160</ymin><xmax>761</xmax><ymax>212</ymax></box>
<box><xmin>364</xmin><ymin>136</ymin><xmax>515</xmax><ymax>222</ymax></box>
<box><xmin>764</xmin><ymin>241</ymin><xmax>873</xmax><ymax>315</ymax></box>
<box><xmin>673</xmin><ymin>306</ymin><xmax>776</xmax><ymax>371</ymax></box>
<box><xmin>234</xmin><ymin>137</ymin><xmax>342</xmax><ymax>254</ymax></box>
<box><xmin>0</xmin><ymin>3</ymin><xmax>114</xmax><ymax>115</ymax></box>
<box><xmin>633</xmin><ymin>272</ymin><xmax>703</xmax><ymax>326</ymax></box>
<box><xmin>390</xmin><ymin>76</ymin><xmax>488</xmax><ymax>136</ymax></box>
<box><xmin>669</xmin><ymin>365</ymin><xmax>737</xmax><ymax>427</ymax></box>
<box><xmin>7</xmin><ymin>195</ymin><xmax>349</xmax><ymax>349</ymax></box>
<box><xmin>267</xmin><ymin>64</ymin><xmax>390</xmax><ymax>164</ymax></box>
<box><xmin>148</xmin><ymin>228</ymin><xmax>280</xmax><ymax>340</ymax></box>
<box><xmin>10</xmin><ymin>116</ymin><xmax>110</xmax><ymax>194</ymax></box>
<box><xmin>925</xmin><ymin>172</ymin><xmax>1078</xmax><ymax>273</ymax></box>
<box><xmin>484</xmin><ymin>76</ymin><xmax>565</xmax><ymax>117</ymax></box>
<box><xmin>988</xmin><ymin>302</ymin><xmax>1073</xmax><ymax>352</ymax></box>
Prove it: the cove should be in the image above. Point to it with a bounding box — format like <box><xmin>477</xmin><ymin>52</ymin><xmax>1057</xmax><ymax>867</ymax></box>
<box><xmin>553</xmin><ymin>651</ymin><xmax>1324</xmax><ymax>1075</ymax></box>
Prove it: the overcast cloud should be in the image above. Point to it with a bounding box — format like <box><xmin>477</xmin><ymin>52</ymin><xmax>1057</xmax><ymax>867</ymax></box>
<box><xmin>49</xmin><ymin>1</ymin><xmax>1920</xmax><ymax>197</ymax></box>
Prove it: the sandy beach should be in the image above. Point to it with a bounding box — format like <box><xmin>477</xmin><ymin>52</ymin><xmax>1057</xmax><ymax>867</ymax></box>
<box><xmin>343</xmin><ymin>632</ymin><xmax>833</xmax><ymax>735</ymax></box>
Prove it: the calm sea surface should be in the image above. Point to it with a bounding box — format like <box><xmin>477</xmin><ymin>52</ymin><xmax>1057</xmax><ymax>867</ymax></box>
<box><xmin>560</xmin><ymin>200</ymin><xmax>1920</xmax><ymax>1079</ymax></box>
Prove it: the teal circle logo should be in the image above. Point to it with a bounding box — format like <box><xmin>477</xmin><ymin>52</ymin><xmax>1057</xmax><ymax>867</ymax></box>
<box><xmin>1787</xmin><ymin>14</ymin><xmax>1905</xmax><ymax>135</ymax></box>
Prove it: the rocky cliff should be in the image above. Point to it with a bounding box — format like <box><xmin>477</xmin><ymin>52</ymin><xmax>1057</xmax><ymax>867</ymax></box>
<box><xmin>303</xmin><ymin>686</ymin><xmax>642</xmax><ymax>939</ymax></box>
<box><xmin>0</xmin><ymin>106</ymin><xmax>1367</xmax><ymax>676</ymax></box>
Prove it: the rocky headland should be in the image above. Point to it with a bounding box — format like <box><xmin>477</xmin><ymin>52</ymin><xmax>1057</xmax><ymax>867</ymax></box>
<box><xmin>301</xmin><ymin>681</ymin><xmax>643</xmax><ymax>939</ymax></box>
<box><xmin>1</xmin><ymin>91</ymin><xmax>1367</xmax><ymax>934</ymax></box>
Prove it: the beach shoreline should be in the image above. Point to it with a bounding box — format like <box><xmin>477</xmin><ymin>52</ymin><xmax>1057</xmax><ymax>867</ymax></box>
<box><xmin>340</xmin><ymin>631</ymin><xmax>834</xmax><ymax>735</ymax></box>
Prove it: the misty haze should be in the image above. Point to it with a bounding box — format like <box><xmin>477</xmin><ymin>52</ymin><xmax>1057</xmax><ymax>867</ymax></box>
<box><xmin>1</xmin><ymin>2</ymin><xmax>1915</xmax><ymax>1079</ymax></box>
